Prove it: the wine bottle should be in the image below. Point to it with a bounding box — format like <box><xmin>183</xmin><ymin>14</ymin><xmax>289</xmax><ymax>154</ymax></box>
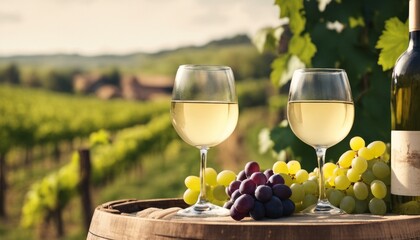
<box><xmin>391</xmin><ymin>0</ymin><xmax>420</xmax><ymax>214</ymax></box>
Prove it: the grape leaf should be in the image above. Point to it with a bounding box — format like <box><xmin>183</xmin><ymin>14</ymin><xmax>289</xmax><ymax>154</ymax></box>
<box><xmin>252</xmin><ymin>27</ymin><xmax>284</xmax><ymax>53</ymax></box>
<box><xmin>289</xmin><ymin>34</ymin><xmax>317</xmax><ymax>65</ymax></box>
<box><xmin>275</xmin><ymin>0</ymin><xmax>305</xmax><ymax>35</ymax></box>
<box><xmin>349</xmin><ymin>16</ymin><xmax>365</xmax><ymax>28</ymax></box>
<box><xmin>275</xmin><ymin>0</ymin><xmax>304</xmax><ymax>18</ymax></box>
<box><xmin>376</xmin><ymin>17</ymin><xmax>408</xmax><ymax>71</ymax></box>
<box><xmin>270</xmin><ymin>54</ymin><xmax>290</xmax><ymax>87</ymax></box>
<box><xmin>289</xmin><ymin>11</ymin><xmax>306</xmax><ymax>35</ymax></box>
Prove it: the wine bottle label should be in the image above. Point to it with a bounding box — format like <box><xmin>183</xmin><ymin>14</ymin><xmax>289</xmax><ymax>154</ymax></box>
<box><xmin>391</xmin><ymin>130</ymin><xmax>420</xmax><ymax>196</ymax></box>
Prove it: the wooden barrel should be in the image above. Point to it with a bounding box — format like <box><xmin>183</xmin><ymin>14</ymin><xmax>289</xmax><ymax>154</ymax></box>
<box><xmin>87</xmin><ymin>198</ymin><xmax>420</xmax><ymax>240</ymax></box>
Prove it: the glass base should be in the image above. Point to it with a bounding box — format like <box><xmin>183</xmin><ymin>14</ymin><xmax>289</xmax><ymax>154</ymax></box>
<box><xmin>301</xmin><ymin>200</ymin><xmax>346</xmax><ymax>215</ymax></box>
<box><xmin>177</xmin><ymin>202</ymin><xmax>230</xmax><ymax>217</ymax></box>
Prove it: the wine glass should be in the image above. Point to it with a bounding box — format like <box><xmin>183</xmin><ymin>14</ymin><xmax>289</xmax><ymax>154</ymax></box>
<box><xmin>287</xmin><ymin>68</ymin><xmax>354</xmax><ymax>214</ymax></box>
<box><xmin>171</xmin><ymin>64</ymin><xmax>238</xmax><ymax>217</ymax></box>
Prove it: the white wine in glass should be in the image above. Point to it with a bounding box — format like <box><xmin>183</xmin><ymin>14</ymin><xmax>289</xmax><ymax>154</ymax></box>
<box><xmin>287</xmin><ymin>68</ymin><xmax>354</xmax><ymax>214</ymax></box>
<box><xmin>171</xmin><ymin>65</ymin><xmax>238</xmax><ymax>217</ymax></box>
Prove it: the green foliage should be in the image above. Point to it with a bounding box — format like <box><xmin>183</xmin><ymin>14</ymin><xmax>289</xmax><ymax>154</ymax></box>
<box><xmin>0</xmin><ymin>85</ymin><xmax>169</xmax><ymax>153</ymax></box>
<box><xmin>376</xmin><ymin>18</ymin><xmax>408</xmax><ymax>71</ymax></box>
<box><xmin>42</xmin><ymin>69</ymin><xmax>76</xmax><ymax>92</ymax></box>
<box><xmin>258</xmin><ymin>0</ymin><xmax>408</xmax><ymax>169</ymax></box>
<box><xmin>21</xmin><ymin>114</ymin><xmax>174</xmax><ymax>228</ymax></box>
<box><xmin>0</xmin><ymin>63</ymin><xmax>20</xmax><ymax>84</ymax></box>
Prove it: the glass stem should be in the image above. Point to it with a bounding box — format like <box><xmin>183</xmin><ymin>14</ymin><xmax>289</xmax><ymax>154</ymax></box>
<box><xmin>315</xmin><ymin>147</ymin><xmax>328</xmax><ymax>202</ymax></box>
<box><xmin>197</xmin><ymin>147</ymin><xmax>209</xmax><ymax>204</ymax></box>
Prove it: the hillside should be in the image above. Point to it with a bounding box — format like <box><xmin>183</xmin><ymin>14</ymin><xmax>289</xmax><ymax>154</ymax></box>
<box><xmin>0</xmin><ymin>34</ymin><xmax>272</xmax><ymax>79</ymax></box>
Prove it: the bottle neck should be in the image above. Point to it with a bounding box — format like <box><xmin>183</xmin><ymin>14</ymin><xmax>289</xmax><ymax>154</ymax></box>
<box><xmin>408</xmin><ymin>31</ymin><xmax>420</xmax><ymax>49</ymax></box>
<box><xmin>409</xmin><ymin>0</ymin><xmax>420</xmax><ymax>31</ymax></box>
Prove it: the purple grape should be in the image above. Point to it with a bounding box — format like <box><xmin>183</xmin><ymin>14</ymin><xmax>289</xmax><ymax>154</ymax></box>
<box><xmin>237</xmin><ymin>170</ymin><xmax>247</xmax><ymax>181</ymax></box>
<box><xmin>231</xmin><ymin>189</ymin><xmax>242</xmax><ymax>201</ymax></box>
<box><xmin>264</xmin><ymin>169</ymin><xmax>274</xmax><ymax>179</ymax></box>
<box><xmin>234</xmin><ymin>194</ymin><xmax>255</xmax><ymax>214</ymax></box>
<box><xmin>267</xmin><ymin>174</ymin><xmax>285</xmax><ymax>186</ymax></box>
<box><xmin>250</xmin><ymin>172</ymin><xmax>267</xmax><ymax>186</ymax></box>
<box><xmin>281</xmin><ymin>199</ymin><xmax>295</xmax><ymax>216</ymax></box>
<box><xmin>230</xmin><ymin>206</ymin><xmax>247</xmax><ymax>221</ymax></box>
<box><xmin>227</xmin><ymin>180</ymin><xmax>241</xmax><ymax>196</ymax></box>
<box><xmin>272</xmin><ymin>184</ymin><xmax>292</xmax><ymax>200</ymax></box>
<box><xmin>223</xmin><ymin>200</ymin><xmax>234</xmax><ymax>210</ymax></box>
<box><xmin>239</xmin><ymin>179</ymin><xmax>257</xmax><ymax>195</ymax></box>
<box><xmin>264</xmin><ymin>196</ymin><xmax>283</xmax><ymax>219</ymax></box>
<box><xmin>255</xmin><ymin>185</ymin><xmax>272</xmax><ymax>203</ymax></box>
<box><xmin>245</xmin><ymin>161</ymin><xmax>260</xmax><ymax>178</ymax></box>
<box><xmin>250</xmin><ymin>200</ymin><xmax>265</xmax><ymax>220</ymax></box>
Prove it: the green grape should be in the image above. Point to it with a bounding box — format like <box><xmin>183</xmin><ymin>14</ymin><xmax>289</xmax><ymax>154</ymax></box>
<box><xmin>327</xmin><ymin>176</ymin><xmax>335</xmax><ymax>187</ymax></box>
<box><xmin>335</xmin><ymin>175</ymin><xmax>351</xmax><ymax>190</ymax></box>
<box><xmin>372</xmin><ymin>161</ymin><xmax>390</xmax><ymax>179</ymax></box>
<box><xmin>370</xmin><ymin>180</ymin><xmax>387</xmax><ymax>199</ymax></box>
<box><xmin>204</xmin><ymin>168</ymin><xmax>218</xmax><ymax>186</ymax></box>
<box><xmin>346</xmin><ymin>185</ymin><xmax>355</xmax><ymax>198</ymax></box>
<box><xmin>325</xmin><ymin>179</ymin><xmax>333</xmax><ymax>189</ymax></box>
<box><xmin>287</xmin><ymin>160</ymin><xmax>301</xmax><ymax>175</ymax></box>
<box><xmin>350</xmin><ymin>136</ymin><xmax>365</xmax><ymax>151</ymax></box>
<box><xmin>367</xmin><ymin>141</ymin><xmax>387</xmax><ymax>157</ymax></box>
<box><xmin>308</xmin><ymin>175</ymin><xmax>318</xmax><ymax>184</ymax></box>
<box><xmin>211</xmin><ymin>199</ymin><xmax>225</xmax><ymax>207</ymax></box>
<box><xmin>290</xmin><ymin>183</ymin><xmax>305</xmax><ymax>203</ymax></box>
<box><xmin>184</xmin><ymin>175</ymin><xmax>200</xmax><ymax>191</ymax></box>
<box><xmin>216</xmin><ymin>170</ymin><xmax>236</xmax><ymax>187</ymax></box>
<box><xmin>295</xmin><ymin>169</ymin><xmax>309</xmax><ymax>183</ymax></box>
<box><xmin>280</xmin><ymin>173</ymin><xmax>293</xmax><ymax>186</ymax></box>
<box><xmin>328</xmin><ymin>189</ymin><xmax>345</xmax><ymax>207</ymax></box>
<box><xmin>381</xmin><ymin>152</ymin><xmax>390</xmax><ymax>163</ymax></box>
<box><xmin>351</xmin><ymin>156</ymin><xmax>368</xmax><ymax>173</ymax></box>
<box><xmin>358</xmin><ymin>147</ymin><xmax>374</xmax><ymax>160</ymax></box>
<box><xmin>205</xmin><ymin>185</ymin><xmax>214</xmax><ymax>201</ymax></box>
<box><xmin>355</xmin><ymin>199</ymin><xmax>369</xmax><ymax>214</ymax></box>
<box><xmin>294</xmin><ymin>202</ymin><xmax>304</xmax><ymax>213</ymax></box>
<box><xmin>308</xmin><ymin>173</ymin><xmax>317</xmax><ymax>179</ymax></box>
<box><xmin>368</xmin><ymin>198</ymin><xmax>387</xmax><ymax>215</ymax></box>
<box><xmin>273</xmin><ymin>161</ymin><xmax>289</xmax><ymax>174</ymax></box>
<box><xmin>183</xmin><ymin>189</ymin><xmax>199</xmax><ymax>205</ymax></box>
<box><xmin>333</xmin><ymin>167</ymin><xmax>346</xmax><ymax>176</ymax></box>
<box><xmin>362</xmin><ymin>170</ymin><xmax>375</xmax><ymax>185</ymax></box>
<box><xmin>340</xmin><ymin>196</ymin><xmax>356</xmax><ymax>213</ymax></box>
<box><xmin>347</xmin><ymin>168</ymin><xmax>361</xmax><ymax>182</ymax></box>
<box><xmin>367</xmin><ymin>159</ymin><xmax>378</xmax><ymax>170</ymax></box>
<box><xmin>302</xmin><ymin>194</ymin><xmax>318</xmax><ymax>209</ymax></box>
<box><xmin>338</xmin><ymin>150</ymin><xmax>356</xmax><ymax>168</ymax></box>
<box><xmin>303</xmin><ymin>179</ymin><xmax>318</xmax><ymax>195</ymax></box>
<box><xmin>323</xmin><ymin>162</ymin><xmax>337</xmax><ymax>179</ymax></box>
<box><xmin>326</xmin><ymin>188</ymin><xmax>334</xmax><ymax>198</ymax></box>
<box><xmin>353</xmin><ymin>182</ymin><xmax>369</xmax><ymax>200</ymax></box>
<box><xmin>212</xmin><ymin>185</ymin><xmax>228</xmax><ymax>201</ymax></box>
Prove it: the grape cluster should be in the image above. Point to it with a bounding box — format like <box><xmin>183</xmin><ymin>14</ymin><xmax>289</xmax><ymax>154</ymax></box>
<box><xmin>224</xmin><ymin>161</ymin><xmax>295</xmax><ymax>221</ymax></box>
<box><xmin>183</xmin><ymin>168</ymin><xmax>236</xmax><ymax>207</ymax></box>
<box><xmin>278</xmin><ymin>136</ymin><xmax>390</xmax><ymax>215</ymax></box>
<box><xmin>182</xmin><ymin>136</ymin><xmax>390</xmax><ymax>218</ymax></box>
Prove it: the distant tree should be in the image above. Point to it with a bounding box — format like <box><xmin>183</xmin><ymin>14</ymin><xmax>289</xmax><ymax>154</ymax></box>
<box><xmin>42</xmin><ymin>69</ymin><xmax>75</xmax><ymax>92</ymax></box>
<box><xmin>100</xmin><ymin>68</ymin><xmax>121</xmax><ymax>87</ymax></box>
<box><xmin>0</xmin><ymin>63</ymin><xmax>20</xmax><ymax>84</ymax></box>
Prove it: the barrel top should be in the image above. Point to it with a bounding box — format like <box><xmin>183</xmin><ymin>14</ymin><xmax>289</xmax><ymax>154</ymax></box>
<box><xmin>87</xmin><ymin>198</ymin><xmax>420</xmax><ymax>240</ymax></box>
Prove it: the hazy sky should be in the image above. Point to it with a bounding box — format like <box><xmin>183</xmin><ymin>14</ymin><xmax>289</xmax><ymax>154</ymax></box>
<box><xmin>0</xmin><ymin>0</ymin><xmax>279</xmax><ymax>56</ymax></box>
